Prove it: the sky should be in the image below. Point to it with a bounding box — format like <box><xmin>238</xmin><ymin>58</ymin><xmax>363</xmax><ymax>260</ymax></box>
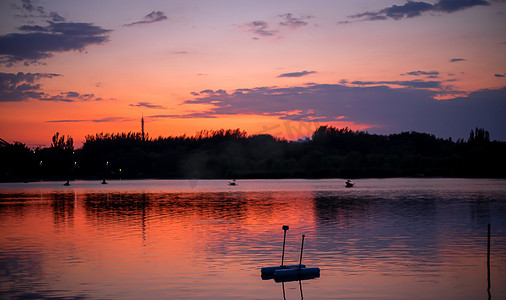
<box><xmin>0</xmin><ymin>0</ymin><xmax>505</xmax><ymax>147</ymax></box>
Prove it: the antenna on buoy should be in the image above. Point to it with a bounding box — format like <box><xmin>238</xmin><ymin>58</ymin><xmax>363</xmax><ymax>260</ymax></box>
<box><xmin>281</xmin><ymin>225</ymin><xmax>289</xmax><ymax>266</ymax></box>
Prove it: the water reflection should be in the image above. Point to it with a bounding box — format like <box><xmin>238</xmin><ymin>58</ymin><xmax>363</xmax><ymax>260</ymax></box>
<box><xmin>0</xmin><ymin>179</ymin><xmax>505</xmax><ymax>299</ymax></box>
<box><xmin>51</xmin><ymin>192</ymin><xmax>75</xmax><ymax>229</ymax></box>
<box><xmin>281</xmin><ymin>280</ymin><xmax>305</xmax><ymax>300</ymax></box>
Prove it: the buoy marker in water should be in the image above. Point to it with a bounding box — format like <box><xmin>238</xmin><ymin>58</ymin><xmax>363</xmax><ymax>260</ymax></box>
<box><xmin>261</xmin><ymin>226</ymin><xmax>320</xmax><ymax>281</ymax></box>
<box><xmin>261</xmin><ymin>225</ymin><xmax>306</xmax><ymax>277</ymax></box>
<box><xmin>273</xmin><ymin>234</ymin><xmax>320</xmax><ymax>280</ymax></box>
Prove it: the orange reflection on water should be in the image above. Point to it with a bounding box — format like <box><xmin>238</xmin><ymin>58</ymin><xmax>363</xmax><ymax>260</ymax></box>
<box><xmin>1</xmin><ymin>179</ymin><xmax>506</xmax><ymax>299</ymax></box>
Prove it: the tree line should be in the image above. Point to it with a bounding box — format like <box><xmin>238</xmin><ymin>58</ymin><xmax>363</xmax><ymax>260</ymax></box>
<box><xmin>1</xmin><ymin>126</ymin><xmax>504</xmax><ymax>182</ymax></box>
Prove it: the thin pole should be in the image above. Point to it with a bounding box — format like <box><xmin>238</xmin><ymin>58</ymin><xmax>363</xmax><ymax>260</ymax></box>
<box><xmin>281</xmin><ymin>225</ymin><xmax>289</xmax><ymax>266</ymax></box>
<box><xmin>299</xmin><ymin>235</ymin><xmax>305</xmax><ymax>270</ymax></box>
<box><xmin>487</xmin><ymin>223</ymin><xmax>491</xmax><ymax>299</ymax></box>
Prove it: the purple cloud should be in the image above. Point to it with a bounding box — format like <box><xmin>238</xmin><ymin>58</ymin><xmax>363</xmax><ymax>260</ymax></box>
<box><xmin>403</xmin><ymin>70</ymin><xmax>440</xmax><ymax>78</ymax></box>
<box><xmin>278</xmin><ymin>13</ymin><xmax>310</xmax><ymax>29</ymax></box>
<box><xmin>0</xmin><ymin>21</ymin><xmax>111</xmax><ymax>66</ymax></box>
<box><xmin>192</xmin><ymin>89</ymin><xmax>227</xmax><ymax>96</ymax></box>
<box><xmin>48</xmin><ymin>91</ymin><xmax>99</xmax><ymax>102</ymax></box>
<box><xmin>494</xmin><ymin>74</ymin><xmax>505</xmax><ymax>78</ymax></box>
<box><xmin>49</xmin><ymin>12</ymin><xmax>65</xmax><ymax>22</ymax></box>
<box><xmin>243</xmin><ymin>21</ymin><xmax>278</xmax><ymax>37</ymax></box>
<box><xmin>450</xmin><ymin>58</ymin><xmax>466</xmax><ymax>62</ymax></box>
<box><xmin>125</xmin><ymin>11</ymin><xmax>168</xmax><ymax>26</ymax></box>
<box><xmin>278</xmin><ymin>70</ymin><xmax>316</xmax><ymax>78</ymax></box>
<box><xmin>18</xmin><ymin>0</ymin><xmax>44</xmax><ymax>14</ymax></box>
<box><xmin>180</xmin><ymin>82</ymin><xmax>506</xmax><ymax>140</ymax></box>
<box><xmin>242</xmin><ymin>13</ymin><xmax>311</xmax><ymax>38</ymax></box>
<box><xmin>130</xmin><ymin>101</ymin><xmax>166</xmax><ymax>109</ymax></box>
<box><xmin>346</xmin><ymin>0</ymin><xmax>490</xmax><ymax>22</ymax></box>
<box><xmin>1</xmin><ymin>72</ymin><xmax>59</xmax><ymax>101</ymax></box>
<box><xmin>351</xmin><ymin>80</ymin><xmax>442</xmax><ymax>89</ymax></box>
<box><xmin>14</xmin><ymin>0</ymin><xmax>64</xmax><ymax>21</ymax></box>
<box><xmin>0</xmin><ymin>72</ymin><xmax>103</xmax><ymax>102</ymax></box>
<box><xmin>435</xmin><ymin>0</ymin><xmax>490</xmax><ymax>12</ymax></box>
<box><xmin>352</xmin><ymin>1</ymin><xmax>433</xmax><ymax>21</ymax></box>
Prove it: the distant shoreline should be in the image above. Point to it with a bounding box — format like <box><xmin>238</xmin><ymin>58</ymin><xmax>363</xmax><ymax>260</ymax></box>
<box><xmin>2</xmin><ymin>175</ymin><xmax>505</xmax><ymax>185</ymax></box>
<box><xmin>2</xmin><ymin>127</ymin><xmax>505</xmax><ymax>182</ymax></box>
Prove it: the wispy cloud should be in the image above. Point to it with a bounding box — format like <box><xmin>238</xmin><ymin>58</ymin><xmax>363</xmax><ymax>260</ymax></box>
<box><xmin>48</xmin><ymin>91</ymin><xmax>101</xmax><ymax>102</ymax></box>
<box><xmin>344</xmin><ymin>0</ymin><xmax>490</xmax><ymax>22</ymax></box>
<box><xmin>46</xmin><ymin>117</ymin><xmax>133</xmax><ymax>123</ymax></box>
<box><xmin>192</xmin><ymin>89</ymin><xmax>227</xmax><ymax>96</ymax></box>
<box><xmin>13</xmin><ymin>0</ymin><xmax>65</xmax><ymax>22</ymax></box>
<box><xmin>450</xmin><ymin>58</ymin><xmax>466</xmax><ymax>62</ymax></box>
<box><xmin>351</xmin><ymin>79</ymin><xmax>442</xmax><ymax>89</ymax></box>
<box><xmin>149</xmin><ymin>113</ymin><xmax>217</xmax><ymax>119</ymax></box>
<box><xmin>277</xmin><ymin>70</ymin><xmax>316</xmax><ymax>78</ymax></box>
<box><xmin>495</xmin><ymin>73</ymin><xmax>506</xmax><ymax>78</ymax></box>
<box><xmin>402</xmin><ymin>70</ymin><xmax>440</xmax><ymax>78</ymax></box>
<box><xmin>15</xmin><ymin>0</ymin><xmax>45</xmax><ymax>15</ymax></box>
<box><xmin>278</xmin><ymin>13</ymin><xmax>311</xmax><ymax>29</ymax></box>
<box><xmin>241</xmin><ymin>13</ymin><xmax>311</xmax><ymax>39</ymax></box>
<box><xmin>0</xmin><ymin>72</ymin><xmax>103</xmax><ymax>102</ymax></box>
<box><xmin>125</xmin><ymin>11</ymin><xmax>168</xmax><ymax>26</ymax></box>
<box><xmin>130</xmin><ymin>101</ymin><xmax>166</xmax><ymax>109</ymax></box>
<box><xmin>242</xmin><ymin>21</ymin><xmax>278</xmax><ymax>38</ymax></box>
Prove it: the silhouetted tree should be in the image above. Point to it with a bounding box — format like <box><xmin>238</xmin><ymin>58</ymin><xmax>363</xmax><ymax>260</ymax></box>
<box><xmin>468</xmin><ymin>128</ymin><xmax>490</xmax><ymax>144</ymax></box>
<box><xmin>0</xmin><ymin>141</ymin><xmax>36</xmax><ymax>181</ymax></box>
<box><xmin>51</xmin><ymin>132</ymin><xmax>74</xmax><ymax>151</ymax></box>
<box><xmin>1</xmin><ymin>126</ymin><xmax>505</xmax><ymax>181</ymax></box>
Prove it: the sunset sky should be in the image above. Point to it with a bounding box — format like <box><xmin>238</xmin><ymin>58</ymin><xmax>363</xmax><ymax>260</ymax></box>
<box><xmin>1</xmin><ymin>0</ymin><xmax>505</xmax><ymax>147</ymax></box>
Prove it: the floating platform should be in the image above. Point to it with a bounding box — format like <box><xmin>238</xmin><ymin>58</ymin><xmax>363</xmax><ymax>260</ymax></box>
<box><xmin>274</xmin><ymin>273</ymin><xmax>320</xmax><ymax>282</ymax></box>
<box><xmin>274</xmin><ymin>267</ymin><xmax>320</xmax><ymax>278</ymax></box>
<box><xmin>260</xmin><ymin>228</ymin><xmax>320</xmax><ymax>282</ymax></box>
<box><xmin>273</xmin><ymin>267</ymin><xmax>320</xmax><ymax>282</ymax></box>
<box><xmin>261</xmin><ymin>265</ymin><xmax>306</xmax><ymax>278</ymax></box>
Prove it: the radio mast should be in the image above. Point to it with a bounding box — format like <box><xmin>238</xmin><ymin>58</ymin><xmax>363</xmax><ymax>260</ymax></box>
<box><xmin>141</xmin><ymin>114</ymin><xmax>145</xmax><ymax>141</ymax></box>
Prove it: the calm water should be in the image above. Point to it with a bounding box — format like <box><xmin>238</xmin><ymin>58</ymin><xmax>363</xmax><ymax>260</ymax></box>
<box><xmin>0</xmin><ymin>178</ymin><xmax>505</xmax><ymax>300</ymax></box>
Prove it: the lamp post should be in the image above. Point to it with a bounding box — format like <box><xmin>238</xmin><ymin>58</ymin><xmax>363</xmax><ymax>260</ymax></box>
<box><xmin>102</xmin><ymin>161</ymin><xmax>109</xmax><ymax>184</ymax></box>
<box><xmin>39</xmin><ymin>160</ymin><xmax>43</xmax><ymax>181</ymax></box>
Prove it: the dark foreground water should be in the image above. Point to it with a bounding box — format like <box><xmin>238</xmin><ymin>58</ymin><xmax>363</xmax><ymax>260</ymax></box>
<box><xmin>0</xmin><ymin>178</ymin><xmax>505</xmax><ymax>300</ymax></box>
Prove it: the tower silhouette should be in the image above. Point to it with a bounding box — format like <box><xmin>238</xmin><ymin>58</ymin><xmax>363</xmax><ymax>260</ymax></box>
<box><xmin>141</xmin><ymin>114</ymin><xmax>145</xmax><ymax>141</ymax></box>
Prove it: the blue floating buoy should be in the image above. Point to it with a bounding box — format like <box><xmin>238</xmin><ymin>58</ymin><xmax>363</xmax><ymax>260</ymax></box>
<box><xmin>273</xmin><ymin>267</ymin><xmax>320</xmax><ymax>278</ymax></box>
<box><xmin>261</xmin><ymin>265</ymin><xmax>306</xmax><ymax>276</ymax></box>
<box><xmin>260</xmin><ymin>228</ymin><xmax>320</xmax><ymax>281</ymax></box>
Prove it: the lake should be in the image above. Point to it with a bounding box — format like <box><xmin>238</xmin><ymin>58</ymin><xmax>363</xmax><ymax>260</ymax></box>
<box><xmin>1</xmin><ymin>178</ymin><xmax>505</xmax><ymax>299</ymax></box>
